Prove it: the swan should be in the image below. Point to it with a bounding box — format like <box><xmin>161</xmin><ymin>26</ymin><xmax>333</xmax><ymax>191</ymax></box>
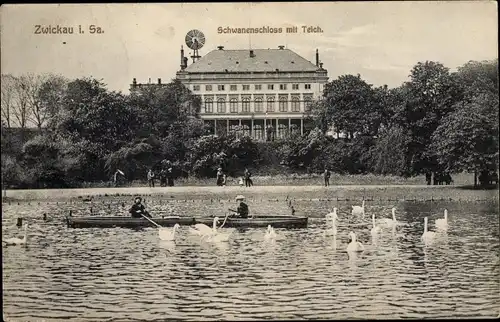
<box><xmin>435</xmin><ymin>209</ymin><xmax>448</xmax><ymax>230</ymax></box>
<box><xmin>421</xmin><ymin>217</ymin><xmax>436</xmax><ymax>244</ymax></box>
<box><xmin>346</xmin><ymin>232</ymin><xmax>364</xmax><ymax>252</ymax></box>
<box><xmin>264</xmin><ymin>225</ymin><xmax>277</xmax><ymax>240</ymax></box>
<box><xmin>370</xmin><ymin>214</ymin><xmax>381</xmax><ymax>237</ymax></box>
<box><xmin>195</xmin><ymin>217</ymin><xmax>232</xmax><ymax>242</ymax></box>
<box><xmin>380</xmin><ymin>208</ymin><xmax>397</xmax><ymax>227</ymax></box>
<box><xmin>159</xmin><ymin>223</ymin><xmax>180</xmax><ymax>241</ymax></box>
<box><xmin>325</xmin><ymin>208</ymin><xmax>338</xmax><ymax>236</ymax></box>
<box><xmin>351</xmin><ymin>200</ymin><xmax>365</xmax><ymax>216</ymax></box>
<box><xmin>4</xmin><ymin>224</ymin><xmax>28</xmax><ymax>246</ymax></box>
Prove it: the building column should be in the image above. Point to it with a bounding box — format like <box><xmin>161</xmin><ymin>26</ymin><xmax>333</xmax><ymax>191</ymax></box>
<box><xmin>239</xmin><ymin>119</ymin><xmax>242</xmax><ymax>126</ymax></box>
<box><xmin>276</xmin><ymin>118</ymin><xmax>279</xmax><ymax>140</ymax></box>
<box><xmin>226</xmin><ymin>119</ymin><xmax>229</xmax><ymax>134</ymax></box>
<box><xmin>288</xmin><ymin>118</ymin><xmax>291</xmax><ymax>134</ymax></box>
<box><xmin>301</xmin><ymin>118</ymin><xmax>304</xmax><ymax>135</ymax></box>
<box><xmin>251</xmin><ymin>119</ymin><xmax>254</xmax><ymax>138</ymax></box>
<box><xmin>264</xmin><ymin>118</ymin><xmax>267</xmax><ymax>141</ymax></box>
<box><xmin>214</xmin><ymin>120</ymin><xmax>217</xmax><ymax>135</ymax></box>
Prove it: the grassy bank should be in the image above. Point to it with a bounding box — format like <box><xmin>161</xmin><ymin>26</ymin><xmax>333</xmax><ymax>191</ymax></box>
<box><xmin>75</xmin><ymin>172</ymin><xmax>476</xmax><ymax>188</ymax></box>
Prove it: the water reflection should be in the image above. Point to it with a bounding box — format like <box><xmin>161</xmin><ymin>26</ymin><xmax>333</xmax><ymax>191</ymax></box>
<box><xmin>2</xmin><ymin>198</ymin><xmax>499</xmax><ymax>320</ymax></box>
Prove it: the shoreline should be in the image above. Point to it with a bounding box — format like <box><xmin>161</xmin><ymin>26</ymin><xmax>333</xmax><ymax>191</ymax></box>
<box><xmin>2</xmin><ymin>184</ymin><xmax>498</xmax><ymax>202</ymax></box>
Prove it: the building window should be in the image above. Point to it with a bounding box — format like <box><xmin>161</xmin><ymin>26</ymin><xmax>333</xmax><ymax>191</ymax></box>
<box><xmin>255</xmin><ymin>98</ymin><xmax>263</xmax><ymax>112</ymax></box>
<box><xmin>230</xmin><ymin>85</ymin><xmax>237</xmax><ymax>91</ymax></box>
<box><xmin>255</xmin><ymin>84</ymin><xmax>262</xmax><ymax>90</ymax></box>
<box><xmin>205</xmin><ymin>98</ymin><xmax>213</xmax><ymax>113</ymax></box>
<box><xmin>291</xmin><ymin>97</ymin><xmax>300</xmax><ymax>112</ymax></box>
<box><xmin>278</xmin><ymin>123</ymin><xmax>288</xmax><ymax>139</ymax></box>
<box><xmin>242</xmin><ymin>85</ymin><xmax>250</xmax><ymax>91</ymax></box>
<box><xmin>253</xmin><ymin>124</ymin><xmax>263</xmax><ymax>141</ymax></box>
<box><xmin>217</xmin><ymin>98</ymin><xmax>226</xmax><ymax>113</ymax></box>
<box><xmin>292</xmin><ymin>84</ymin><xmax>299</xmax><ymax>90</ymax></box>
<box><xmin>305</xmin><ymin>84</ymin><xmax>311</xmax><ymax>90</ymax></box>
<box><xmin>206</xmin><ymin>85</ymin><xmax>212</xmax><ymax>91</ymax></box>
<box><xmin>279</xmin><ymin>84</ymin><xmax>287</xmax><ymax>90</ymax></box>
<box><xmin>304</xmin><ymin>97</ymin><xmax>313</xmax><ymax>111</ymax></box>
<box><xmin>230</xmin><ymin>98</ymin><xmax>238</xmax><ymax>113</ymax></box>
<box><xmin>268</xmin><ymin>84</ymin><xmax>274</xmax><ymax>90</ymax></box>
<box><xmin>279</xmin><ymin>96</ymin><xmax>288</xmax><ymax>112</ymax></box>
<box><xmin>242</xmin><ymin>97</ymin><xmax>250</xmax><ymax>112</ymax></box>
<box><xmin>193</xmin><ymin>85</ymin><xmax>200</xmax><ymax>91</ymax></box>
<box><xmin>267</xmin><ymin>97</ymin><xmax>275</xmax><ymax>112</ymax></box>
<box><xmin>218</xmin><ymin>85</ymin><xmax>225</xmax><ymax>91</ymax></box>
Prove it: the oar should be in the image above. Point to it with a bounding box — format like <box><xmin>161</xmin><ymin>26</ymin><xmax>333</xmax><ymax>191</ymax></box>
<box><xmin>219</xmin><ymin>212</ymin><xmax>230</xmax><ymax>228</ymax></box>
<box><xmin>228</xmin><ymin>208</ymin><xmax>237</xmax><ymax>213</ymax></box>
<box><xmin>140</xmin><ymin>212</ymin><xmax>162</xmax><ymax>228</ymax></box>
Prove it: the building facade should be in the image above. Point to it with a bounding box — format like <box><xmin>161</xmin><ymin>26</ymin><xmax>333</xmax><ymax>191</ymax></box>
<box><xmin>131</xmin><ymin>45</ymin><xmax>329</xmax><ymax>141</ymax></box>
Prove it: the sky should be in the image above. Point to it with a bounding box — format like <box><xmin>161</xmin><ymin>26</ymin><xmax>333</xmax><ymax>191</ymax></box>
<box><xmin>1</xmin><ymin>2</ymin><xmax>498</xmax><ymax>94</ymax></box>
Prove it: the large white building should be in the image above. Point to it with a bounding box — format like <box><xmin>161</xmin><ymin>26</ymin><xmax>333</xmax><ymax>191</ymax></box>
<box><xmin>131</xmin><ymin>45</ymin><xmax>329</xmax><ymax>141</ymax></box>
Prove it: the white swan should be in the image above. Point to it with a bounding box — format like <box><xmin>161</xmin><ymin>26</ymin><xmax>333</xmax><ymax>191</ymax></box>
<box><xmin>346</xmin><ymin>231</ymin><xmax>365</xmax><ymax>252</ymax></box>
<box><xmin>351</xmin><ymin>200</ymin><xmax>365</xmax><ymax>216</ymax></box>
<box><xmin>325</xmin><ymin>208</ymin><xmax>338</xmax><ymax>236</ymax></box>
<box><xmin>159</xmin><ymin>223</ymin><xmax>180</xmax><ymax>241</ymax></box>
<box><xmin>371</xmin><ymin>214</ymin><xmax>381</xmax><ymax>238</ymax></box>
<box><xmin>264</xmin><ymin>225</ymin><xmax>277</xmax><ymax>240</ymax></box>
<box><xmin>421</xmin><ymin>217</ymin><xmax>436</xmax><ymax>245</ymax></box>
<box><xmin>380</xmin><ymin>208</ymin><xmax>397</xmax><ymax>227</ymax></box>
<box><xmin>198</xmin><ymin>217</ymin><xmax>233</xmax><ymax>242</ymax></box>
<box><xmin>4</xmin><ymin>224</ymin><xmax>28</xmax><ymax>246</ymax></box>
<box><xmin>435</xmin><ymin>209</ymin><xmax>448</xmax><ymax>230</ymax></box>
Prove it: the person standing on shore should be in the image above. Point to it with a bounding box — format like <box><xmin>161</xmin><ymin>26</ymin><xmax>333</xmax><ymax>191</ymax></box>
<box><xmin>216</xmin><ymin>168</ymin><xmax>224</xmax><ymax>186</ymax></box>
<box><xmin>147</xmin><ymin>169</ymin><xmax>155</xmax><ymax>188</ymax></box>
<box><xmin>167</xmin><ymin>168</ymin><xmax>174</xmax><ymax>187</ymax></box>
<box><xmin>244</xmin><ymin>168</ymin><xmax>253</xmax><ymax>187</ymax></box>
<box><xmin>323</xmin><ymin>168</ymin><xmax>331</xmax><ymax>187</ymax></box>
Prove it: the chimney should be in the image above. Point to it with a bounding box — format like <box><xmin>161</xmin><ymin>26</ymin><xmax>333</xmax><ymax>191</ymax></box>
<box><xmin>133</xmin><ymin>78</ymin><xmax>137</xmax><ymax>86</ymax></box>
<box><xmin>319</xmin><ymin>62</ymin><xmax>324</xmax><ymax>69</ymax></box>
<box><xmin>278</xmin><ymin>45</ymin><xmax>285</xmax><ymax>50</ymax></box>
<box><xmin>158</xmin><ymin>78</ymin><xmax>161</xmax><ymax>84</ymax></box>
<box><xmin>315</xmin><ymin>49</ymin><xmax>319</xmax><ymax>67</ymax></box>
<box><xmin>217</xmin><ymin>46</ymin><xmax>224</xmax><ymax>50</ymax></box>
<box><xmin>183</xmin><ymin>57</ymin><xmax>188</xmax><ymax>67</ymax></box>
<box><xmin>180</xmin><ymin>45</ymin><xmax>186</xmax><ymax>70</ymax></box>
<box><xmin>249</xmin><ymin>49</ymin><xmax>255</xmax><ymax>58</ymax></box>
<box><xmin>148</xmin><ymin>78</ymin><xmax>151</xmax><ymax>84</ymax></box>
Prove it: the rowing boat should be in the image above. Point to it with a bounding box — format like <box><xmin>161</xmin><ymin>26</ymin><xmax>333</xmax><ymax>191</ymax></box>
<box><xmin>65</xmin><ymin>214</ymin><xmax>308</xmax><ymax>229</ymax></box>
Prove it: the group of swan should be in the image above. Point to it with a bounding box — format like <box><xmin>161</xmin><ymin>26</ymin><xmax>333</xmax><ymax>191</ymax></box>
<box><xmin>326</xmin><ymin>206</ymin><xmax>450</xmax><ymax>251</ymax></box>
<box><xmin>157</xmin><ymin>216</ymin><xmax>234</xmax><ymax>243</ymax></box>
<box><xmin>421</xmin><ymin>209</ymin><xmax>448</xmax><ymax>245</ymax></box>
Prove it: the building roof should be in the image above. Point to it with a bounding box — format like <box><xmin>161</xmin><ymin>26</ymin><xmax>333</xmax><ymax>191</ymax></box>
<box><xmin>183</xmin><ymin>48</ymin><xmax>320</xmax><ymax>73</ymax></box>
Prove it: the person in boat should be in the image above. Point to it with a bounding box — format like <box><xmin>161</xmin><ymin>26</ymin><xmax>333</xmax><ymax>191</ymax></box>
<box><xmin>232</xmin><ymin>195</ymin><xmax>249</xmax><ymax>218</ymax></box>
<box><xmin>129</xmin><ymin>197</ymin><xmax>151</xmax><ymax>218</ymax></box>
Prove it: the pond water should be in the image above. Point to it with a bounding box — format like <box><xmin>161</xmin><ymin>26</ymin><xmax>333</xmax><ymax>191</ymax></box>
<box><xmin>2</xmin><ymin>194</ymin><xmax>499</xmax><ymax>321</ymax></box>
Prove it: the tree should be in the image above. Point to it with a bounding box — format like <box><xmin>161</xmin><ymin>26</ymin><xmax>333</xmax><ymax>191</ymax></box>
<box><xmin>11</xmin><ymin>75</ymin><xmax>30</xmax><ymax>129</ymax></box>
<box><xmin>1</xmin><ymin>74</ymin><xmax>16</xmax><ymax>128</ymax></box>
<box><xmin>455</xmin><ymin>59</ymin><xmax>498</xmax><ymax>100</ymax></box>
<box><xmin>317</xmin><ymin>74</ymin><xmax>379</xmax><ymax>138</ymax></box>
<box><xmin>370</xmin><ymin>125</ymin><xmax>412</xmax><ymax>176</ymax></box>
<box><xmin>38</xmin><ymin>74</ymin><xmax>69</xmax><ymax>130</ymax></box>
<box><xmin>430</xmin><ymin>93</ymin><xmax>499</xmax><ymax>186</ymax></box>
<box><xmin>393</xmin><ymin>61</ymin><xmax>463</xmax><ymax>176</ymax></box>
<box><xmin>128</xmin><ymin>79</ymin><xmax>202</xmax><ymax>138</ymax></box>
